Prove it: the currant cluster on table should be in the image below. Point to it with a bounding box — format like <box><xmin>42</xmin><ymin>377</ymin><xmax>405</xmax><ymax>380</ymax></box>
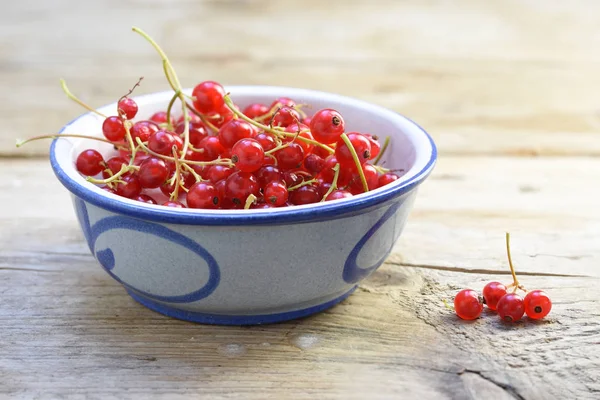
<box><xmin>75</xmin><ymin>81</ymin><xmax>399</xmax><ymax>209</ymax></box>
<box><xmin>453</xmin><ymin>233</ymin><xmax>552</xmax><ymax>323</ymax></box>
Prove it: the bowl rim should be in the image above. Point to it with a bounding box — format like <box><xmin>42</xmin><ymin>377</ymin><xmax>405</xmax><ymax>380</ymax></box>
<box><xmin>50</xmin><ymin>85</ymin><xmax>437</xmax><ymax>225</ymax></box>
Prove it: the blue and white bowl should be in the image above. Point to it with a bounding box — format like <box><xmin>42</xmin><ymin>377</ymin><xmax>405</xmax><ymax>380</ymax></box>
<box><xmin>50</xmin><ymin>86</ymin><xmax>437</xmax><ymax>325</ymax></box>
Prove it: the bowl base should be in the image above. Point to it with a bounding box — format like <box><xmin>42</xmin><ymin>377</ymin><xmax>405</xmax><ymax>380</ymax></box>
<box><xmin>126</xmin><ymin>286</ymin><xmax>357</xmax><ymax>326</ymax></box>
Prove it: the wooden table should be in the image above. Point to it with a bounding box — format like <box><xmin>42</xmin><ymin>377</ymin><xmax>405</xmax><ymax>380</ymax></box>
<box><xmin>2</xmin><ymin>1</ymin><xmax>599</xmax><ymax>399</ymax></box>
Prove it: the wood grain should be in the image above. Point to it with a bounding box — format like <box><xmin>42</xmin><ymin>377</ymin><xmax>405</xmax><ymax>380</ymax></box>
<box><xmin>4</xmin><ymin>0</ymin><xmax>600</xmax><ymax>156</ymax></box>
<box><xmin>1</xmin><ymin>157</ymin><xmax>599</xmax><ymax>399</ymax></box>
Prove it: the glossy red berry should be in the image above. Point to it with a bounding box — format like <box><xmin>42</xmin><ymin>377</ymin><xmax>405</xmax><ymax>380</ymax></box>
<box><xmin>348</xmin><ymin>164</ymin><xmax>379</xmax><ymax>194</ymax></box>
<box><xmin>138</xmin><ymin>157</ymin><xmax>170</xmax><ymax>189</ymax></box>
<box><xmin>163</xmin><ymin>200</ymin><xmax>185</xmax><ymax>208</ymax></box>
<box><xmin>243</xmin><ymin>103</ymin><xmax>268</xmax><ymax>119</ymax></box>
<box><xmin>231</xmin><ymin>138</ymin><xmax>265</xmax><ymax>173</ymax></box>
<box><xmin>135</xmin><ymin>194</ymin><xmax>157</xmax><ymax>204</ymax></box>
<box><xmin>148</xmin><ymin>130</ymin><xmax>178</xmax><ymax>156</ymax></box>
<box><xmin>310</xmin><ymin>109</ymin><xmax>345</xmax><ymax>144</ymax></box>
<box><xmin>272</xmin><ymin>106</ymin><xmax>300</xmax><ymax>127</ymax></box>
<box><xmin>497</xmin><ymin>293</ymin><xmax>525</xmax><ymax>323</ymax></box>
<box><xmin>264</xmin><ymin>181</ymin><xmax>289</xmax><ymax>206</ymax></box>
<box><xmin>254</xmin><ymin>132</ymin><xmax>277</xmax><ymax>152</ymax></box>
<box><xmin>175</xmin><ymin>121</ymin><xmax>207</xmax><ymax>147</ymax></box>
<box><xmin>194</xmin><ymin>137</ymin><xmax>225</xmax><ymax>161</ymax></box>
<box><xmin>117</xmin><ymin>97</ymin><xmax>138</xmax><ymax>120</ymax></box>
<box><xmin>115</xmin><ymin>174</ymin><xmax>142</xmax><ymax>199</ymax></box>
<box><xmin>364</xmin><ymin>134</ymin><xmax>381</xmax><ymax>159</ymax></box>
<box><xmin>131</xmin><ymin>121</ymin><xmax>160</xmax><ymax>143</ymax></box>
<box><xmin>224</xmin><ymin>172</ymin><xmax>259</xmax><ymax>205</ymax></box>
<box><xmin>325</xmin><ymin>190</ymin><xmax>353</xmax><ymax>201</ymax></box>
<box><xmin>149</xmin><ymin>111</ymin><xmax>168</xmax><ymax>124</ymax></box>
<box><xmin>102</xmin><ymin>116</ymin><xmax>127</xmax><ymax>142</ymax></box>
<box><xmin>454</xmin><ymin>289</ymin><xmax>484</xmax><ymax>320</ymax></box>
<box><xmin>289</xmin><ymin>185</ymin><xmax>320</xmax><ymax>205</ymax></box>
<box><xmin>274</xmin><ymin>142</ymin><xmax>305</xmax><ymax>170</ymax></box>
<box><xmin>303</xmin><ymin>154</ymin><xmax>325</xmax><ymax>174</ymax></box>
<box><xmin>335</xmin><ymin>132</ymin><xmax>371</xmax><ymax>167</ymax></box>
<box><xmin>205</xmin><ymin>165</ymin><xmax>234</xmax><ymax>184</ymax></box>
<box><xmin>218</xmin><ymin>119</ymin><xmax>255</xmax><ymax>148</ymax></box>
<box><xmin>192</xmin><ymin>81</ymin><xmax>226</xmax><ymax>114</ymax></box>
<box><xmin>378</xmin><ymin>172</ymin><xmax>400</xmax><ymax>188</ymax></box>
<box><xmin>76</xmin><ymin>149</ymin><xmax>105</xmax><ymax>176</ymax></box>
<box><xmin>270</xmin><ymin>97</ymin><xmax>295</xmax><ymax>109</ymax></box>
<box><xmin>187</xmin><ymin>182</ymin><xmax>221</xmax><ymax>209</ymax></box>
<box><xmin>524</xmin><ymin>290</ymin><xmax>552</xmax><ymax>320</ymax></box>
<box><xmin>256</xmin><ymin>165</ymin><xmax>282</xmax><ymax>187</ymax></box>
<box><xmin>482</xmin><ymin>282</ymin><xmax>508</xmax><ymax>311</ymax></box>
<box><xmin>101</xmin><ymin>156</ymin><xmax>128</xmax><ymax>179</ymax></box>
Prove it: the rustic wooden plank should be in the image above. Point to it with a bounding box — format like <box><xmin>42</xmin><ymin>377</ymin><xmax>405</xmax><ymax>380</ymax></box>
<box><xmin>4</xmin><ymin>0</ymin><xmax>600</xmax><ymax>156</ymax></box>
<box><xmin>1</xmin><ymin>156</ymin><xmax>599</xmax><ymax>399</ymax></box>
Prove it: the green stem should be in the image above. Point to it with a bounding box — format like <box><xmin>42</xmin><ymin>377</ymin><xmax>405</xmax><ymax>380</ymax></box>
<box><xmin>170</xmin><ymin>147</ymin><xmax>182</xmax><ymax>201</ymax></box>
<box><xmin>185</xmin><ymin>102</ymin><xmax>219</xmax><ymax>133</ymax></box>
<box><xmin>287</xmin><ymin>178</ymin><xmax>318</xmax><ymax>192</ymax></box>
<box><xmin>60</xmin><ymin>79</ymin><xmax>106</xmax><ymax>118</ymax></box>
<box><xmin>135</xmin><ymin>138</ymin><xmax>233</xmax><ymax>167</ymax></box>
<box><xmin>373</xmin><ymin>136</ymin><xmax>390</xmax><ymax>165</ymax></box>
<box><xmin>320</xmin><ymin>164</ymin><xmax>340</xmax><ymax>201</ymax></box>
<box><xmin>16</xmin><ymin>134</ymin><xmax>121</xmax><ymax>148</ymax></box>
<box><xmin>86</xmin><ymin>164</ymin><xmax>132</xmax><ymax>184</ymax></box>
<box><xmin>182</xmin><ymin>163</ymin><xmax>203</xmax><ymax>182</ymax></box>
<box><xmin>123</xmin><ymin>121</ymin><xmax>137</xmax><ymax>164</ymax></box>
<box><xmin>505</xmin><ymin>232</ymin><xmax>521</xmax><ymax>293</ymax></box>
<box><xmin>340</xmin><ymin>133</ymin><xmax>368</xmax><ymax>193</ymax></box>
<box><xmin>244</xmin><ymin>194</ymin><xmax>257</xmax><ymax>209</ymax></box>
<box><xmin>166</xmin><ymin>90</ymin><xmax>181</xmax><ymax>130</ymax></box>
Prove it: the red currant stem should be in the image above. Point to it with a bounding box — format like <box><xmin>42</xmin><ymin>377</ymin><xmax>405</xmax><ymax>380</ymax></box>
<box><xmin>254</xmin><ymin>102</ymin><xmax>285</xmax><ymax>123</ymax></box>
<box><xmin>320</xmin><ymin>163</ymin><xmax>341</xmax><ymax>202</ymax></box>
<box><xmin>287</xmin><ymin>178</ymin><xmax>318</xmax><ymax>191</ymax></box>
<box><xmin>223</xmin><ymin>95</ymin><xmax>335</xmax><ymax>154</ymax></box>
<box><xmin>244</xmin><ymin>194</ymin><xmax>258</xmax><ymax>210</ymax></box>
<box><xmin>16</xmin><ymin>134</ymin><xmax>123</xmax><ymax>148</ymax></box>
<box><xmin>60</xmin><ymin>79</ymin><xmax>107</xmax><ymax>118</ymax></box>
<box><xmin>505</xmin><ymin>232</ymin><xmax>522</xmax><ymax>291</ymax></box>
<box><xmin>181</xmin><ymin>163</ymin><xmax>203</xmax><ymax>182</ymax></box>
<box><xmin>265</xmin><ymin>153</ymin><xmax>278</xmax><ymax>165</ymax></box>
<box><xmin>185</xmin><ymin>102</ymin><xmax>219</xmax><ymax>133</ymax></box>
<box><xmin>123</xmin><ymin>120</ymin><xmax>137</xmax><ymax>164</ymax></box>
<box><xmin>170</xmin><ymin>147</ymin><xmax>182</xmax><ymax>201</ymax></box>
<box><xmin>340</xmin><ymin>132</ymin><xmax>368</xmax><ymax>193</ymax></box>
<box><xmin>373</xmin><ymin>136</ymin><xmax>390</xmax><ymax>165</ymax></box>
<box><xmin>372</xmin><ymin>165</ymin><xmax>390</xmax><ymax>174</ymax></box>
<box><xmin>135</xmin><ymin>138</ymin><xmax>233</xmax><ymax>167</ymax></box>
<box><xmin>118</xmin><ymin>77</ymin><xmax>144</xmax><ymax>106</ymax></box>
<box><xmin>132</xmin><ymin>27</ymin><xmax>181</xmax><ymax>87</ymax></box>
<box><xmin>264</xmin><ymin>140</ymin><xmax>293</xmax><ymax>155</ymax></box>
<box><xmin>165</xmin><ymin>90</ymin><xmax>181</xmax><ymax>130</ymax></box>
<box><xmin>162</xmin><ymin>60</ymin><xmax>178</xmax><ymax>92</ymax></box>
<box><xmin>86</xmin><ymin>164</ymin><xmax>132</xmax><ymax>184</ymax></box>
<box><xmin>442</xmin><ymin>299</ymin><xmax>454</xmax><ymax>310</ymax></box>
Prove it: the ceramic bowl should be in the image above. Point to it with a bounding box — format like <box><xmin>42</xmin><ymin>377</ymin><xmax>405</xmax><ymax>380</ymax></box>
<box><xmin>50</xmin><ymin>86</ymin><xmax>437</xmax><ymax>325</ymax></box>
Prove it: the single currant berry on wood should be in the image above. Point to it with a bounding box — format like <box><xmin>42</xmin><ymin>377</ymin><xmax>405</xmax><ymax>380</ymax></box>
<box><xmin>497</xmin><ymin>293</ymin><xmax>525</xmax><ymax>323</ymax></box>
<box><xmin>482</xmin><ymin>281</ymin><xmax>508</xmax><ymax>311</ymax></box>
<box><xmin>310</xmin><ymin>108</ymin><xmax>345</xmax><ymax>144</ymax></box>
<box><xmin>117</xmin><ymin>97</ymin><xmax>138</xmax><ymax>120</ymax></box>
<box><xmin>524</xmin><ymin>290</ymin><xmax>552</xmax><ymax>320</ymax></box>
<box><xmin>454</xmin><ymin>289</ymin><xmax>483</xmax><ymax>320</ymax></box>
<box><xmin>76</xmin><ymin>149</ymin><xmax>105</xmax><ymax>176</ymax></box>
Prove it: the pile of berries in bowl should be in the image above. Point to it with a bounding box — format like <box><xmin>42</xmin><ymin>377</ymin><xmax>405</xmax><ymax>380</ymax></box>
<box><xmin>20</xmin><ymin>28</ymin><xmax>437</xmax><ymax>325</ymax></box>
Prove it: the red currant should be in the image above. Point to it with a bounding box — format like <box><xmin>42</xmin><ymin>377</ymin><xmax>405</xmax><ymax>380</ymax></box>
<box><xmin>76</xmin><ymin>149</ymin><xmax>105</xmax><ymax>176</ymax></box>
<box><xmin>187</xmin><ymin>182</ymin><xmax>221</xmax><ymax>209</ymax></box>
<box><xmin>454</xmin><ymin>289</ymin><xmax>483</xmax><ymax>320</ymax></box>
<box><xmin>163</xmin><ymin>200</ymin><xmax>185</xmax><ymax>208</ymax></box>
<box><xmin>310</xmin><ymin>109</ymin><xmax>345</xmax><ymax>144</ymax></box>
<box><xmin>255</xmin><ymin>132</ymin><xmax>277</xmax><ymax>152</ymax></box>
<box><xmin>256</xmin><ymin>165</ymin><xmax>282</xmax><ymax>187</ymax></box>
<box><xmin>378</xmin><ymin>172</ymin><xmax>400</xmax><ymax>188</ymax></box>
<box><xmin>192</xmin><ymin>81</ymin><xmax>225</xmax><ymax>114</ymax></box>
<box><xmin>524</xmin><ymin>290</ymin><xmax>552</xmax><ymax>320</ymax></box>
<box><xmin>175</xmin><ymin>121</ymin><xmax>207</xmax><ymax>147</ymax></box>
<box><xmin>194</xmin><ymin>136</ymin><xmax>225</xmax><ymax>161</ymax></box>
<box><xmin>115</xmin><ymin>173</ymin><xmax>142</xmax><ymax>199</ymax></box>
<box><xmin>348</xmin><ymin>164</ymin><xmax>378</xmax><ymax>194</ymax></box>
<box><xmin>131</xmin><ymin>120</ymin><xmax>160</xmax><ymax>142</ymax></box>
<box><xmin>364</xmin><ymin>134</ymin><xmax>381</xmax><ymax>159</ymax></box>
<box><xmin>264</xmin><ymin>181</ymin><xmax>289</xmax><ymax>206</ymax></box>
<box><xmin>272</xmin><ymin>106</ymin><xmax>300</xmax><ymax>127</ymax></box>
<box><xmin>303</xmin><ymin>154</ymin><xmax>325</xmax><ymax>174</ymax></box>
<box><xmin>135</xmin><ymin>194</ymin><xmax>157</xmax><ymax>204</ymax></box>
<box><xmin>497</xmin><ymin>293</ymin><xmax>525</xmax><ymax>323</ymax></box>
<box><xmin>218</xmin><ymin>119</ymin><xmax>255</xmax><ymax>148</ymax></box>
<box><xmin>224</xmin><ymin>171</ymin><xmax>259</xmax><ymax>205</ymax></box>
<box><xmin>325</xmin><ymin>190</ymin><xmax>353</xmax><ymax>201</ymax></box>
<box><xmin>274</xmin><ymin>142</ymin><xmax>305</xmax><ymax>170</ymax></box>
<box><xmin>117</xmin><ymin>97</ymin><xmax>138</xmax><ymax>120</ymax></box>
<box><xmin>205</xmin><ymin>165</ymin><xmax>234</xmax><ymax>184</ymax></box>
<box><xmin>148</xmin><ymin>130</ymin><xmax>178</xmax><ymax>156</ymax></box>
<box><xmin>243</xmin><ymin>103</ymin><xmax>268</xmax><ymax>119</ymax></box>
<box><xmin>138</xmin><ymin>157</ymin><xmax>170</xmax><ymax>189</ymax></box>
<box><xmin>101</xmin><ymin>156</ymin><xmax>128</xmax><ymax>179</ymax></box>
<box><xmin>482</xmin><ymin>281</ymin><xmax>508</xmax><ymax>311</ymax></box>
<box><xmin>270</xmin><ymin>97</ymin><xmax>295</xmax><ymax>109</ymax></box>
<box><xmin>289</xmin><ymin>185</ymin><xmax>320</xmax><ymax>205</ymax></box>
<box><xmin>335</xmin><ymin>132</ymin><xmax>371</xmax><ymax>167</ymax></box>
<box><xmin>231</xmin><ymin>138</ymin><xmax>265</xmax><ymax>173</ymax></box>
<box><xmin>102</xmin><ymin>116</ymin><xmax>127</xmax><ymax>142</ymax></box>
<box><xmin>150</xmin><ymin>111</ymin><xmax>168</xmax><ymax>124</ymax></box>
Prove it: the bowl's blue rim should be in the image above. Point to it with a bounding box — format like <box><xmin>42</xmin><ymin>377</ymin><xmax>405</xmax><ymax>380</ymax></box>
<box><xmin>50</xmin><ymin>90</ymin><xmax>437</xmax><ymax>226</ymax></box>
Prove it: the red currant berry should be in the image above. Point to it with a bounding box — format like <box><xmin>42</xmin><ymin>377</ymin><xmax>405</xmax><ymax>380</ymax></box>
<box><xmin>316</xmin><ymin>179</ymin><xmax>332</xmax><ymax>198</ymax></box>
<box><xmin>131</xmin><ymin>121</ymin><xmax>160</xmax><ymax>142</ymax></box>
<box><xmin>193</xmin><ymin>136</ymin><xmax>225</xmax><ymax>161</ymax></box>
<box><xmin>102</xmin><ymin>156</ymin><xmax>128</xmax><ymax>179</ymax></box>
<box><xmin>115</xmin><ymin>174</ymin><xmax>142</xmax><ymax>199</ymax></box>
<box><xmin>256</xmin><ymin>165</ymin><xmax>282</xmax><ymax>187</ymax></box>
<box><xmin>224</xmin><ymin>171</ymin><xmax>259</xmax><ymax>205</ymax></box>
<box><xmin>175</xmin><ymin>121</ymin><xmax>207</xmax><ymax>147</ymax></box>
<box><xmin>363</xmin><ymin>134</ymin><xmax>381</xmax><ymax>159</ymax></box>
<box><xmin>270</xmin><ymin>97</ymin><xmax>295</xmax><ymax>109</ymax></box>
<box><xmin>148</xmin><ymin>130</ymin><xmax>178</xmax><ymax>156</ymax></box>
<box><xmin>303</xmin><ymin>154</ymin><xmax>325</xmax><ymax>174</ymax></box>
<box><xmin>243</xmin><ymin>103</ymin><xmax>268</xmax><ymax>119</ymax></box>
<box><xmin>289</xmin><ymin>185</ymin><xmax>320</xmax><ymax>205</ymax></box>
<box><xmin>325</xmin><ymin>190</ymin><xmax>353</xmax><ymax>201</ymax></box>
<box><xmin>274</xmin><ymin>142</ymin><xmax>305</xmax><ymax>170</ymax></box>
<box><xmin>348</xmin><ymin>164</ymin><xmax>378</xmax><ymax>194</ymax></box>
<box><xmin>378</xmin><ymin>172</ymin><xmax>400</xmax><ymax>188</ymax></box>
<box><xmin>310</xmin><ymin>109</ymin><xmax>345</xmax><ymax>144</ymax></box>
<box><xmin>102</xmin><ymin>116</ymin><xmax>127</xmax><ymax>142</ymax></box>
<box><xmin>138</xmin><ymin>157</ymin><xmax>170</xmax><ymax>189</ymax></box>
<box><xmin>135</xmin><ymin>194</ymin><xmax>157</xmax><ymax>204</ymax></box>
<box><xmin>218</xmin><ymin>119</ymin><xmax>255</xmax><ymax>148</ymax></box>
<box><xmin>254</xmin><ymin>132</ymin><xmax>277</xmax><ymax>152</ymax></box>
<box><xmin>76</xmin><ymin>149</ymin><xmax>105</xmax><ymax>176</ymax></box>
<box><xmin>312</xmin><ymin>145</ymin><xmax>331</xmax><ymax>159</ymax></box>
<box><xmin>117</xmin><ymin>97</ymin><xmax>138</xmax><ymax>120</ymax></box>
<box><xmin>250</xmin><ymin>202</ymin><xmax>274</xmax><ymax>209</ymax></box>
<box><xmin>523</xmin><ymin>290</ymin><xmax>552</xmax><ymax>320</ymax></box>
<box><xmin>205</xmin><ymin>165</ymin><xmax>234</xmax><ymax>184</ymax></box>
<box><xmin>149</xmin><ymin>111</ymin><xmax>168</xmax><ymax>124</ymax></box>
<box><xmin>335</xmin><ymin>132</ymin><xmax>371</xmax><ymax>167</ymax></box>
<box><xmin>283</xmin><ymin>171</ymin><xmax>302</xmax><ymax>188</ymax></box>
<box><xmin>187</xmin><ymin>182</ymin><xmax>221</xmax><ymax>209</ymax></box>
<box><xmin>192</xmin><ymin>81</ymin><xmax>226</xmax><ymax>114</ymax></box>
<box><xmin>163</xmin><ymin>200</ymin><xmax>185</xmax><ymax>208</ymax></box>
<box><xmin>231</xmin><ymin>138</ymin><xmax>265</xmax><ymax>173</ymax></box>
<box><xmin>272</xmin><ymin>106</ymin><xmax>300</xmax><ymax>127</ymax></box>
<box><xmin>264</xmin><ymin>181</ymin><xmax>289</xmax><ymax>206</ymax></box>
<box><xmin>454</xmin><ymin>289</ymin><xmax>483</xmax><ymax>320</ymax></box>
<box><xmin>160</xmin><ymin>173</ymin><xmax>189</xmax><ymax>198</ymax></box>
<box><xmin>482</xmin><ymin>281</ymin><xmax>508</xmax><ymax>311</ymax></box>
<box><xmin>497</xmin><ymin>293</ymin><xmax>525</xmax><ymax>323</ymax></box>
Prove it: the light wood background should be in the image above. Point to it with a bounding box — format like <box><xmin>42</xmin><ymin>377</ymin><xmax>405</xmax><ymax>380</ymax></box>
<box><xmin>2</xmin><ymin>1</ymin><xmax>600</xmax><ymax>399</ymax></box>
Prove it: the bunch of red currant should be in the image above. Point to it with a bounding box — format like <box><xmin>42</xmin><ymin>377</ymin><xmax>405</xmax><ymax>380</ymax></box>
<box><xmin>18</xmin><ymin>27</ymin><xmax>400</xmax><ymax>210</ymax></box>
<box><xmin>453</xmin><ymin>233</ymin><xmax>552</xmax><ymax>323</ymax></box>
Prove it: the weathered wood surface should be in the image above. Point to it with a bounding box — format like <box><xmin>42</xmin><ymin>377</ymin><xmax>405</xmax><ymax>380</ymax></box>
<box><xmin>3</xmin><ymin>0</ymin><xmax>600</xmax><ymax>157</ymax></box>
<box><xmin>2</xmin><ymin>0</ymin><xmax>600</xmax><ymax>399</ymax></box>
